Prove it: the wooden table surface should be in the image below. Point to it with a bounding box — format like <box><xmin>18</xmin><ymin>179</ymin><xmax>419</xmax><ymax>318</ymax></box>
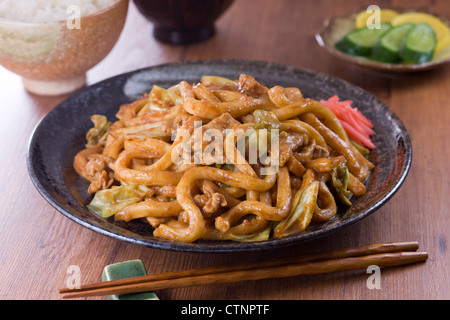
<box><xmin>1</xmin><ymin>0</ymin><xmax>449</xmax><ymax>300</ymax></box>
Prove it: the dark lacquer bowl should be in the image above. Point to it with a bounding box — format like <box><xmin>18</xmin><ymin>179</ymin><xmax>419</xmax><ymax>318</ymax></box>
<box><xmin>133</xmin><ymin>0</ymin><xmax>235</xmax><ymax>44</ymax></box>
<box><xmin>27</xmin><ymin>60</ymin><xmax>412</xmax><ymax>253</ymax></box>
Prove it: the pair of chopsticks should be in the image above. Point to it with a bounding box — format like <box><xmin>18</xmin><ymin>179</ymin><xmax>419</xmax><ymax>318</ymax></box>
<box><xmin>60</xmin><ymin>241</ymin><xmax>427</xmax><ymax>299</ymax></box>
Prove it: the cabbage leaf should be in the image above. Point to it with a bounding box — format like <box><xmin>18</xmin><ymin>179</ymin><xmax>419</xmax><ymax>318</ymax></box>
<box><xmin>87</xmin><ymin>185</ymin><xmax>149</xmax><ymax>218</ymax></box>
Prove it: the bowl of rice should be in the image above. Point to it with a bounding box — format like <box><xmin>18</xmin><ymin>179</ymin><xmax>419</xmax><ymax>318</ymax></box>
<box><xmin>0</xmin><ymin>0</ymin><xmax>129</xmax><ymax>96</ymax></box>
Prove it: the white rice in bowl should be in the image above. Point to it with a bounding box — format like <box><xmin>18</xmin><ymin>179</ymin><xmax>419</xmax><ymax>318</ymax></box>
<box><xmin>0</xmin><ymin>0</ymin><xmax>118</xmax><ymax>23</ymax></box>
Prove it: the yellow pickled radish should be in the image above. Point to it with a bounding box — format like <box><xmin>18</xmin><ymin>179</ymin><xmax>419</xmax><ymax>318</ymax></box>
<box><xmin>391</xmin><ymin>12</ymin><xmax>450</xmax><ymax>52</ymax></box>
<box><xmin>355</xmin><ymin>9</ymin><xmax>399</xmax><ymax>29</ymax></box>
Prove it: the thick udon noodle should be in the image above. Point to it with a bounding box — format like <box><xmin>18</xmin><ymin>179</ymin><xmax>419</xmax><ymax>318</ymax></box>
<box><xmin>74</xmin><ymin>74</ymin><xmax>374</xmax><ymax>243</ymax></box>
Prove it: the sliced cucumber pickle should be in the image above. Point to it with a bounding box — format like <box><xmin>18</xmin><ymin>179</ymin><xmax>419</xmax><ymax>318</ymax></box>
<box><xmin>400</xmin><ymin>23</ymin><xmax>437</xmax><ymax>63</ymax></box>
<box><xmin>373</xmin><ymin>23</ymin><xmax>415</xmax><ymax>63</ymax></box>
<box><xmin>335</xmin><ymin>23</ymin><xmax>392</xmax><ymax>56</ymax></box>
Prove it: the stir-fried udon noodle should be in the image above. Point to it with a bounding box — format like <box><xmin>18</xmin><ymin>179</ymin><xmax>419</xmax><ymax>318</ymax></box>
<box><xmin>74</xmin><ymin>74</ymin><xmax>374</xmax><ymax>243</ymax></box>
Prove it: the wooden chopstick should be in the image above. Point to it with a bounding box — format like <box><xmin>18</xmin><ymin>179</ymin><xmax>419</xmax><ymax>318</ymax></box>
<box><xmin>60</xmin><ymin>241</ymin><xmax>418</xmax><ymax>294</ymax></box>
<box><xmin>60</xmin><ymin>241</ymin><xmax>426</xmax><ymax>299</ymax></box>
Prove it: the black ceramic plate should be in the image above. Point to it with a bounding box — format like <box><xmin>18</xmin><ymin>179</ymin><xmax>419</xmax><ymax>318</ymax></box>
<box><xmin>27</xmin><ymin>60</ymin><xmax>412</xmax><ymax>253</ymax></box>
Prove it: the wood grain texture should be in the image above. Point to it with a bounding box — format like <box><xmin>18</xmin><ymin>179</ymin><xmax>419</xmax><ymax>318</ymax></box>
<box><xmin>62</xmin><ymin>251</ymin><xmax>428</xmax><ymax>299</ymax></box>
<box><xmin>60</xmin><ymin>242</ymin><xmax>421</xmax><ymax>295</ymax></box>
<box><xmin>0</xmin><ymin>0</ymin><xmax>449</xmax><ymax>300</ymax></box>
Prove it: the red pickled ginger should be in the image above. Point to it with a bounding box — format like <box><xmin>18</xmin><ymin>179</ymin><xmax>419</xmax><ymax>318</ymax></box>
<box><xmin>320</xmin><ymin>95</ymin><xmax>375</xmax><ymax>149</ymax></box>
